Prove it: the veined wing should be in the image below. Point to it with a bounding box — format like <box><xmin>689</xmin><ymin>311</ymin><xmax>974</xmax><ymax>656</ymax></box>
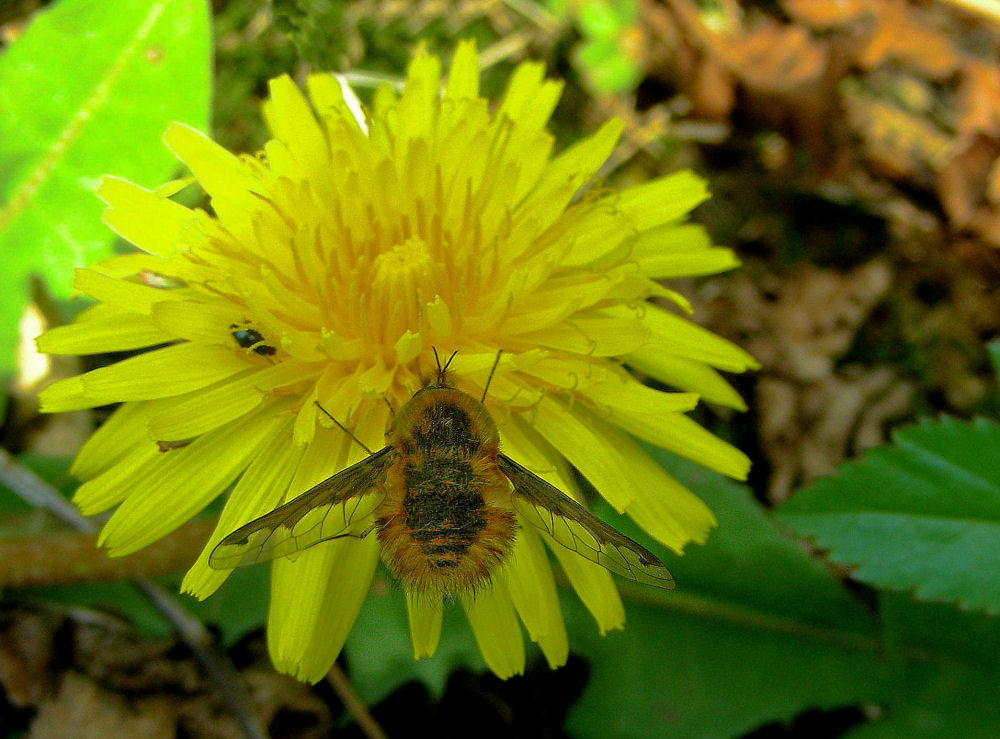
<box><xmin>210</xmin><ymin>447</ymin><xmax>396</xmax><ymax>569</ymax></box>
<box><xmin>498</xmin><ymin>453</ymin><xmax>674</xmax><ymax>589</ymax></box>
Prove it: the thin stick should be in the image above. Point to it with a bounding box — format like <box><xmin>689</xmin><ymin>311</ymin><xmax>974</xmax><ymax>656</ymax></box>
<box><xmin>0</xmin><ymin>447</ymin><xmax>267</xmax><ymax>739</ymax></box>
<box><xmin>313</xmin><ymin>401</ymin><xmax>375</xmax><ymax>455</ymax></box>
<box><xmin>481</xmin><ymin>349</ymin><xmax>503</xmax><ymax>403</ymax></box>
<box><xmin>326</xmin><ymin>662</ymin><xmax>387</xmax><ymax>739</ymax></box>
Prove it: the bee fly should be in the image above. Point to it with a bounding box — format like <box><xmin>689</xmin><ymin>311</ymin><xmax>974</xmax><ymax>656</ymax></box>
<box><xmin>209</xmin><ymin>351</ymin><xmax>673</xmax><ymax>593</ymax></box>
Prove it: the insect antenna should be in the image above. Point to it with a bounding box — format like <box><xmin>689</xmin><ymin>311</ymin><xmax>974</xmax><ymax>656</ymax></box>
<box><xmin>382</xmin><ymin>395</ymin><xmax>396</xmax><ymax>417</ymax></box>
<box><xmin>313</xmin><ymin>401</ymin><xmax>375</xmax><ymax>455</ymax></box>
<box><xmin>432</xmin><ymin>347</ymin><xmax>459</xmax><ymax>385</ymax></box>
<box><xmin>481</xmin><ymin>349</ymin><xmax>503</xmax><ymax>403</ymax></box>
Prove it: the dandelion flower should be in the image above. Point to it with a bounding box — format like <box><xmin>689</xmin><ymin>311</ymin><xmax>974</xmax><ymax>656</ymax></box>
<box><xmin>38</xmin><ymin>41</ymin><xmax>756</xmax><ymax>682</ymax></box>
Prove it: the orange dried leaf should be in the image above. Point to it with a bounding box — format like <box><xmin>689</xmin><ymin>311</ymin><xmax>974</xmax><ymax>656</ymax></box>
<box><xmin>859</xmin><ymin>0</ymin><xmax>960</xmax><ymax>78</ymax></box>
<box><xmin>782</xmin><ymin>0</ymin><xmax>868</xmax><ymax>29</ymax></box>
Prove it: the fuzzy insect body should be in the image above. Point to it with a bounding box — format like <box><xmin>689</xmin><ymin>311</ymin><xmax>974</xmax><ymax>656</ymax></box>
<box><xmin>210</xmin><ymin>375</ymin><xmax>674</xmax><ymax>594</ymax></box>
<box><xmin>374</xmin><ymin>386</ymin><xmax>517</xmax><ymax>592</ymax></box>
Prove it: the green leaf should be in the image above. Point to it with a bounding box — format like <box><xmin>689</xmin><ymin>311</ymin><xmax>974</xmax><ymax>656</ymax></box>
<box><xmin>0</xmin><ymin>0</ymin><xmax>212</xmax><ymax>372</ymax></box>
<box><xmin>576</xmin><ymin>0</ymin><xmax>637</xmax><ymax>37</ymax></box>
<box><xmin>16</xmin><ymin>581</ymin><xmax>175</xmax><ymax>638</ymax></box>
<box><xmin>574</xmin><ymin>38</ymin><xmax>643</xmax><ymax>96</ymax></box>
<box><xmin>776</xmin><ymin>417</ymin><xmax>1000</xmax><ymax>613</ymax></box>
<box><xmin>988</xmin><ymin>340</ymin><xmax>1000</xmax><ymax>380</ymax></box>
<box><xmin>180</xmin><ymin>566</ymin><xmax>270</xmax><ymax>648</ymax></box>
<box><xmin>567</xmin><ymin>452</ymin><xmax>886</xmax><ymax>739</ymax></box>
<box><xmin>344</xmin><ymin>574</ymin><xmax>484</xmax><ymax>704</ymax></box>
<box><xmin>846</xmin><ymin>593</ymin><xmax>1000</xmax><ymax>737</ymax></box>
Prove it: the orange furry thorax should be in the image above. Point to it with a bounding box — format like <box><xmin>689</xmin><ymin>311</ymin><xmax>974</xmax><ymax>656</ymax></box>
<box><xmin>374</xmin><ymin>385</ymin><xmax>518</xmax><ymax>593</ymax></box>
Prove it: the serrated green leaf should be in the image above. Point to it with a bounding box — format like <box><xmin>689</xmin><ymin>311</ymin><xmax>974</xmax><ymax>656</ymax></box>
<box><xmin>567</xmin><ymin>451</ymin><xmax>885</xmax><ymax>738</ymax></box>
<box><xmin>0</xmin><ymin>0</ymin><xmax>212</xmax><ymax>372</ymax></box>
<box><xmin>777</xmin><ymin>417</ymin><xmax>1000</xmax><ymax>613</ymax></box>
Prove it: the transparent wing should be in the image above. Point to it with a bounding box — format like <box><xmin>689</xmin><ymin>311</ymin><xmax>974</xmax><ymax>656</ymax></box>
<box><xmin>209</xmin><ymin>447</ymin><xmax>396</xmax><ymax>569</ymax></box>
<box><xmin>498</xmin><ymin>453</ymin><xmax>674</xmax><ymax>589</ymax></box>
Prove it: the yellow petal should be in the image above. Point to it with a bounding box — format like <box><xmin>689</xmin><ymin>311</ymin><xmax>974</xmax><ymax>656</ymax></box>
<box><xmin>148</xmin><ymin>298</ymin><xmax>247</xmax><ymax>345</ymax></box>
<box><xmin>183</xmin><ymin>419</ymin><xmax>304</xmax><ymax>599</ymax></box>
<box><xmin>444</xmin><ymin>39</ymin><xmax>479</xmax><ymax>100</ymax></box>
<box><xmin>406</xmin><ymin>590</ymin><xmax>443</xmax><ymax>660</ymax></box>
<box><xmin>498</xmin><ymin>61</ymin><xmax>561</xmax><ymax>134</ymax></box>
<box><xmin>72</xmin><ymin>269</ymin><xmax>186</xmax><ymax>315</ymax></box>
<box><xmin>626</xmin><ymin>351</ymin><xmax>747</xmax><ymax>410</ymax></box>
<box><xmin>530</xmin><ymin>396</ymin><xmax>637</xmax><ymax>510</ymax></box>
<box><xmin>548</xmin><ymin>544</ymin><xmax>625</xmax><ymax>634</ymax></box>
<box><xmin>97</xmin><ymin>407</ymin><xmax>288</xmax><ymax>555</ymax></box>
<box><xmin>578</xmin><ymin>374</ymin><xmax>699</xmax><ymax>417</ymax></box>
<box><xmin>462</xmin><ymin>582</ymin><xmax>525</xmax><ymax>679</ymax></box>
<box><xmin>644</xmin><ymin>304</ymin><xmax>759</xmax><ymax>372</ymax></box>
<box><xmin>71</xmin><ymin>398</ymin><xmax>171</xmax><ymax>480</ymax></box>
<box><xmin>267</xmin><ymin>535</ymin><xmax>380</xmax><ymax>683</ymax></box>
<box><xmin>632</xmin><ymin>224</ymin><xmax>740</xmax><ymax>278</ymax></box>
<box><xmin>505</xmin><ymin>524</ymin><xmax>568</xmax><ymax>669</ymax></box>
<box><xmin>39</xmin><ymin>343</ymin><xmax>251</xmax><ymax>412</ymax></box>
<box><xmin>97</xmin><ymin>176</ymin><xmax>199</xmax><ymax>257</ymax></box>
<box><xmin>534</xmin><ymin>118</ymin><xmax>621</xmax><ymax>202</ymax></box>
<box><xmin>147</xmin><ymin>360</ymin><xmax>317</xmax><ymax>441</ymax></box>
<box><xmin>73</xmin><ymin>440</ymin><xmax>161</xmax><ymax>514</ymax></box>
<box><xmin>163</xmin><ymin>122</ymin><xmax>262</xmax><ymax>202</ymax></box>
<box><xmin>612</xmin><ymin>409</ymin><xmax>752</xmax><ymax>480</ymax></box>
<box><xmin>617</xmin><ymin>170</ymin><xmax>709</xmax><ymax>230</ymax></box>
<box><xmin>499</xmin><ymin>419</ymin><xmax>625</xmax><ymax>633</ymax></box>
<box><xmin>37</xmin><ymin>314</ymin><xmax>165</xmax><ymax>355</ymax></box>
<box><xmin>264</xmin><ymin>75</ymin><xmax>329</xmax><ymax>174</ymax></box>
<box><xmin>626</xmin><ymin>469</ymin><xmax>718</xmax><ymax>552</ymax></box>
<box><xmin>516</xmin><ymin>309</ymin><xmax>650</xmax><ymax>357</ymax></box>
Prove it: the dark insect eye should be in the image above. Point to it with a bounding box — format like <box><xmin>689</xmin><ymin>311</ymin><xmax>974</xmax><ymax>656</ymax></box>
<box><xmin>229</xmin><ymin>323</ymin><xmax>277</xmax><ymax>356</ymax></box>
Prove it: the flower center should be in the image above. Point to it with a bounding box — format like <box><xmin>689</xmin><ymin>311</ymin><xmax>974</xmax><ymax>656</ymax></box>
<box><xmin>370</xmin><ymin>236</ymin><xmax>435</xmax><ymax>337</ymax></box>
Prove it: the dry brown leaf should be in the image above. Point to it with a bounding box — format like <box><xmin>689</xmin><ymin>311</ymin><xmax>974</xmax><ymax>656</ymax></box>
<box><xmin>858</xmin><ymin>0</ymin><xmax>960</xmax><ymax>78</ymax></box>
<box><xmin>243</xmin><ymin>667</ymin><xmax>332</xmax><ymax>738</ymax></box>
<box><xmin>937</xmin><ymin>135</ymin><xmax>1000</xmax><ymax>227</ymax></box>
<box><xmin>30</xmin><ymin>673</ymin><xmax>175</xmax><ymax>739</ymax></box>
<box><xmin>759</xmin><ymin>369</ymin><xmax>913</xmax><ymax>501</ymax></box>
<box><xmin>740</xmin><ymin>261</ymin><xmax>893</xmax><ymax>382</ymax></box>
<box><xmin>843</xmin><ymin>87</ymin><xmax>953</xmax><ymax>184</ymax></box>
<box><xmin>717</xmin><ymin>21</ymin><xmax>827</xmax><ymax>92</ymax></box>
<box><xmin>695</xmin><ymin>261</ymin><xmax>900</xmax><ymax>500</ymax></box>
<box><xmin>0</xmin><ymin>610</ymin><xmax>58</xmax><ymax>707</ymax></box>
<box><xmin>957</xmin><ymin>61</ymin><xmax>1000</xmax><ymax>141</ymax></box>
<box><xmin>782</xmin><ymin>0</ymin><xmax>869</xmax><ymax>29</ymax></box>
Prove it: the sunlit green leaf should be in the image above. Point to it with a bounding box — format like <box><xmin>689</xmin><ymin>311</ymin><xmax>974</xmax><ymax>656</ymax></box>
<box><xmin>0</xmin><ymin>0</ymin><xmax>212</xmax><ymax>372</ymax></box>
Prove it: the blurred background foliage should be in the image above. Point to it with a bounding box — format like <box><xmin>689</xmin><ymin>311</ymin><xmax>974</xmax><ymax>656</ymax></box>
<box><xmin>2</xmin><ymin>0</ymin><xmax>1000</xmax><ymax>736</ymax></box>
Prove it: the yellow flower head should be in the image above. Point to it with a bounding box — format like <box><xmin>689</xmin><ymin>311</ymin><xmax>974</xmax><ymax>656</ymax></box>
<box><xmin>38</xmin><ymin>42</ymin><xmax>756</xmax><ymax>682</ymax></box>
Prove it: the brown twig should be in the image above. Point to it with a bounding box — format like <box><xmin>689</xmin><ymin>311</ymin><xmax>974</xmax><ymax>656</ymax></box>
<box><xmin>0</xmin><ymin>446</ymin><xmax>268</xmax><ymax>739</ymax></box>
<box><xmin>0</xmin><ymin>518</ymin><xmax>216</xmax><ymax>587</ymax></box>
<box><xmin>326</xmin><ymin>662</ymin><xmax>387</xmax><ymax>739</ymax></box>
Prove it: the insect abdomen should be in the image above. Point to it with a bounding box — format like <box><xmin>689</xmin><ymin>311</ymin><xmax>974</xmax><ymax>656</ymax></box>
<box><xmin>402</xmin><ymin>459</ymin><xmax>484</xmax><ymax>568</ymax></box>
<box><xmin>376</xmin><ymin>454</ymin><xmax>517</xmax><ymax>593</ymax></box>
